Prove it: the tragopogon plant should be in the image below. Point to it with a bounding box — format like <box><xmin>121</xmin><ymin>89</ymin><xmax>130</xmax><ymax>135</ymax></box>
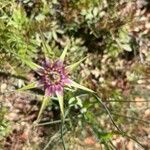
<box><xmin>18</xmin><ymin>44</ymin><xmax>94</xmax><ymax>120</ymax></box>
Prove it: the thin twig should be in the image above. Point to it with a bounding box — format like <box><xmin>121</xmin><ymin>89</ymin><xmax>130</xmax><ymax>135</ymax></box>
<box><xmin>61</xmin><ymin>118</ymin><xmax>66</xmax><ymax>150</ymax></box>
<box><xmin>42</xmin><ymin>128</ymin><xmax>67</xmax><ymax>150</ymax></box>
<box><xmin>109</xmin><ymin>140</ymin><xmax>118</xmax><ymax>150</ymax></box>
<box><xmin>36</xmin><ymin>119</ymin><xmax>69</xmax><ymax>126</ymax></box>
<box><xmin>92</xmin><ymin>93</ymin><xmax>146</xmax><ymax>149</ymax></box>
<box><xmin>111</xmin><ymin>112</ymin><xmax>150</xmax><ymax>124</ymax></box>
<box><xmin>43</xmin><ymin>131</ymin><xmax>60</xmax><ymax>150</ymax></box>
<box><xmin>93</xmin><ymin>94</ymin><xmax>122</xmax><ymax>133</ymax></box>
<box><xmin>104</xmin><ymin>100</ymin><xmax>150</xmax><ymax>102</ymax></box>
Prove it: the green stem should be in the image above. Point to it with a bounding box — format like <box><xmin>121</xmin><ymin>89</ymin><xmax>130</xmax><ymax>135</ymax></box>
<box><xmin>61</xmin><ymin>118</ymin><xmax>66</xmax><ymax>150</ymax></box>
<box><xmin>92</xmin><ymin>93</ymin><xmax>146</xmax><ymax>149</ymax></box>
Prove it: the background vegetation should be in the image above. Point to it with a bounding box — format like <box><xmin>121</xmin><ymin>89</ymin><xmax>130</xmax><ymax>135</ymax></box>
<box><xmin>0</xmin><ymin>0</ymin><xmax>149</xmax><ymax>149</ymax></box>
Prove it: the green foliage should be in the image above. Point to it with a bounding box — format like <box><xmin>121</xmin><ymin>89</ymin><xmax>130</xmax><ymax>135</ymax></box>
<box><xmin>0</xmin><ymin>0</ymin><xmax>149</xmax><ymax>149</ymax></box>
<box><xmin>0</xmin><ymin>3</ymin><xmax>38</xmax><ymax>75</ymax></box>
<box><xmin>0</xmin><ymin>106</ymin><xmax>11</xmax><ymax>141</ymax></box>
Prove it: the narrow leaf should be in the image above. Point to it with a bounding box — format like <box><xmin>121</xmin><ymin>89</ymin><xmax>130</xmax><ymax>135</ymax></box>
<box><xmin>37</xmin><ymin>96</ymin><xmax>50</xmax><ymax>121</ymax></box>
<box><xmin>56</xmin><ymin>91</ymin><xmax>64</xmax><ymax>118</ymax></box>
<box><xmin>52</xmin><ymin>31</ymin><xmax>58</xmax><ymax>41</ymax></box>
<box><xmin>23</xmin><ymin>59</ymin><xmax>43</xmax><ymax>71</ymax></box>
<box><xmin>66</xmin><ymin>57</ymin><xmax>87</xmax><ymax>73</ymax></box>
<box><xmin>60</xmin><ymin>43</ymin><xmax>70</xmax><ymax>62</ymax></box>
<box><xmin>70</xmin><ymin>80</ymin><xmax>94</xmax><ymax>93</ymax></box>
<box><xmin>39</xmin><ymin>30</ymin><xmax>54</xmax><ymax>58</ymax></box>
<box><xmin>17</xmin><ymin>82</ymin><xmax>38</xmax><ymax>91</ymax></box>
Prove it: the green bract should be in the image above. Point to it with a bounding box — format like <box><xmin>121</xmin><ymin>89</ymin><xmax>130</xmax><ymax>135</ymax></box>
<box><xmin>18</xmin><ymin>44</ymin><xmax>94</xmax><ymax>120</ymax></box>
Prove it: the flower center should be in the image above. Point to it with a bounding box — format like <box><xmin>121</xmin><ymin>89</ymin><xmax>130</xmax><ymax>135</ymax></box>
<box><xmin>48</xmin><ymin>71</ymin><xmax>61</xmax><ymax>84</ymax></box>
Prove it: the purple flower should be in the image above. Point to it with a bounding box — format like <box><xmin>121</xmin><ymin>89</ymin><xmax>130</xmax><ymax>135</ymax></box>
<box><xmin>39</xmin><ymin>59</ymin><xmax>71</xmax><ymax>96</ymax></box>
<box><xmin>19</xmin><ymin>46</ymin><xmax>93</xmax><ymax>118</ymax></box>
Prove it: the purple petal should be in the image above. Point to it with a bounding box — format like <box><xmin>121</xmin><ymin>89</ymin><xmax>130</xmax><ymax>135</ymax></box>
<box><xmin>63</xmin><ymin>78</ymin><xmax>72</xmax><ymax>85</ymax></box>
<box><xmin>51</xmin><ymin>85</ymin><xmax>56</xmax><ymax>93</ymax></box>
<box><xmin>42</xmin><ymin>58</ymin><xmax>52</xmax><ymax>68</ymax></box>
<box><xmin>55</xmin><ymin>84</ymin><xmax>61</xmax><ymax>91</ymax></box>
<box><xmin>53</xmin><ymin>60</ymin><xmax>64</xmax><ymax>68</ymax></box>
<box><xmin>45</xmin><ymin>87</ymin><xmax>52</xmax><ymax>96</ymax></box>
<box><xmin>45</xmin><ymin>58</ymin><xmax>51</xmax><ymax>65</ymax></box>
<box><xmin>56</xmin><ymin>87</ymin><xmax>63</xmax><ymax>96</ymax></box>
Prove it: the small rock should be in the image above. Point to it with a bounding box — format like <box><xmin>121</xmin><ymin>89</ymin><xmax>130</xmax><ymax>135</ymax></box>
<box><xmin>145</xmin><ymin>23</ymin><xmax>150</xmax><ymax>29</ymax></box>
<box><xmin>84</xmin><ymin>137</ymin><xmax>96</xmax><ymax>145</ymax></box>
<box><xmin>135</xmin><ymin>97</ymin><xmax>145</xmax><ymax>107</ymax></box>
<box><xmin>136</xmin><ymin>0</ymin><xmax>149</xmax><ymax>9</ymax></box>
<box><xmin>1</xmin><ymin>83</ymin><xmax>7</xmax><ymax>93</ymax></box>
<box><xmin>127</xmin><ymin>141</ymin><xmax>134</xmax><ymax>150</ymax></box>
<box><xmin>144</xmin><ymin>109</ymin><xmax>150</xmax><ymax>118</ymax></box>
<box><xmin>5</xmin><ymin>112</ymin><xmax>19</xmax><ymax>121</ymax></box>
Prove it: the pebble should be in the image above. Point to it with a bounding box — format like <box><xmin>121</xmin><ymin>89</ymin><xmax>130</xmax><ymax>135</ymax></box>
<box><xmin>5</xmin><ymin>112</ymin><xmax>19</xmax><ymax>121</ymax></box>
<box><xmin>144</xmin><ymin>109</ymin><xmax>150</xmax><ymax>118</ymax></box>
<box><xmin>145</xmin><ymin>23</ymin><xmax>150</xmax><ymax>29</ymax></box>
<box><xmin>0</xmin><ymin>83</ymin><xmax>7</xmax><ymax>93</ymax></box>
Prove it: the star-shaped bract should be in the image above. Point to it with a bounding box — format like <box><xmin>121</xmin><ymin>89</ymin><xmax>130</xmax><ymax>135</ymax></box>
<box><xmin>18</xmin><ymin>44</ymin><xmax>93</xmax><ymax>120</ymax></box>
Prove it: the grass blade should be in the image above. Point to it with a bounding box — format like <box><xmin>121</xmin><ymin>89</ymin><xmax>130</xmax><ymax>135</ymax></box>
<box><xmin>17</xmin><ymin>82</ymin><xmax>38</xmax><ymax>91</ymax></box>
<box><xmin>66</xmin><ymin>57</ymin><xmax>87</xmax><ymax>73</ymax></box>
<box><xmin>37</xmin><ymin>96</ymin><xmax>50</xmax><ymax>121</ymax></box>
<box><xmin>60</xmin><ymin>43</ymin><xmax>70</xmax><ymax>62</ymax></box>
<box><xmin>70</xmin><ymin>80</ymin><xmax>94</xmax><ymax>93</ymax></box>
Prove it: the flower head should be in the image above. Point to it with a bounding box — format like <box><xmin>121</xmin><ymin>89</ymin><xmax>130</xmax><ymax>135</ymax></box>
<box><xmin>19</xmin><ymin>44</ymin><xmax>93</xmax><ymax>118</ymax></box>
<box><xmin>39</xmin><ymin>59</ymin><xmax>70</xmax><ymax>96</ymax></box>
